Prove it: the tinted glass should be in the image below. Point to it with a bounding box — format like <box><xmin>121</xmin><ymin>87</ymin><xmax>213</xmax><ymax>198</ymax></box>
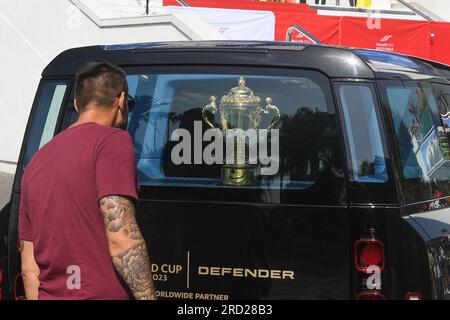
<box><xmin>126</xmin><ymin>69</ymin><xmax>345</xmax><ymax>205</ymax></box>
<box><xmin>23</xmin><ymin>81</ymin><xmax>68</xmax><ymax>169</ymax></box>
<box><xmin>336</xmin><ymin>83</ymin><xmax>388</xmax><ymax>184</ymax></box>
<box><xmin>385</xmin><ymin>81</ymin><xmax>450</xmax><ymax>203</ymax></box>
<box><xmin>434</xmin><ymin>84</ymin><xmax>450</xmax><ymax>130</ymax></box>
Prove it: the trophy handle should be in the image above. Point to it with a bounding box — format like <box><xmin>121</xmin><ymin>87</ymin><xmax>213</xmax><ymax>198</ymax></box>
<box><xmin>263</xmin><ymin>97</ymin><xmax>281</xmax><ymax>130</ymax></box>
<box><xmin>202</xmin><ymin>96</ymin><xmax>218</xmax><ymax>128</ymax></box>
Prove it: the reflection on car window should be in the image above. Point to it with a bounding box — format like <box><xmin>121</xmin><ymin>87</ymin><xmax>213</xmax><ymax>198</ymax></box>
<box><xmin>434</xmin><ymin>84</ymin><xmax>450</xmax><ymax>134</ymax></box>
<box><xmin>126</xmin><ymin>71</ymin><xmax>344</xmax><ymax>197</ymax></box>
<box><xmin>23</xmin><ymin>82</ymin><xmax>68</xmax><ymax>169</ymax></box>
<box><xmin>386</xmin><ymin>81</ymin><xmax>450</xmax><ymax>202</ymax></box>
<box><xmin>336</xmin><ymin>83</ymin><xmax>388</xmax><ymax>184</ymax></box>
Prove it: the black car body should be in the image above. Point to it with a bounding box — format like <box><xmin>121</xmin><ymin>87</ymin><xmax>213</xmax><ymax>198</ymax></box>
<box><xmin>1</xmin><ymin>41</ymin><xmax>450</xmax><ymax>300</ymax></box>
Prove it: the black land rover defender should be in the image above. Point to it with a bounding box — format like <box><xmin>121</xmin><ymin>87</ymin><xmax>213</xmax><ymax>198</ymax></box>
<box><xmin>1</xmin><ymin>41</ymin><xmax>450</xmax><ymax>300</ymax></box>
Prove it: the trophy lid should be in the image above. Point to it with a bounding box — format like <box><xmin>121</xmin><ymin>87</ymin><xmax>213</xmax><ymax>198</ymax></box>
<box><xmin>220</xmin><ymin>76</ymin><xmax>261</xmax><ymax>107</ymax></box>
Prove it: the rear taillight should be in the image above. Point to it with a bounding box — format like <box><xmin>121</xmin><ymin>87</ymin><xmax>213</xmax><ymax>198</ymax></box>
<box><xmin>357</xmin><ymin>291</ymin><xmax>386</xmax><ymax>300</ymax></box>
<box><xmin>405</xmin><ymin>292</ymin><xmax>422</xmax><ymax>300</ymax></box>
<box><xmin>355</xmin><ymin>239</ymin><xmax>385</xmax><ymax>273</ymax></box>
<box><xmin>354</xmin><ymin>227</ymin><xmax>386</xmax><ymax>299</ymax></box>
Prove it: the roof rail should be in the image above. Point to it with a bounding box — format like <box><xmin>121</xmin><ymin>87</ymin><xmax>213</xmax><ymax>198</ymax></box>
<box><xmin>286</xmin><ymin>25</ymin><xmax>321</xmax><ymax>44</ymax></box>
<box><xmin>396</xmin><ymin>0</ymin><xmax>435</xmax><ymax>21</ymax></box>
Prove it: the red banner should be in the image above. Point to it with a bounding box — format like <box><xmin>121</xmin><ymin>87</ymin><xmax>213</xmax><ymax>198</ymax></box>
<box><xmin>340</xmin><ymin>17</ymin><xmax>431</xmax><ymax>59</ymax></box>
<box><xmin>430</xmin><ymin>22</ymin><xmax>450</xmax><ymax>65</ymax></box>
<box><xmin>163</xmin><ymin>0</ymin><xmax>450</xmax><ymax>66</ymax></box>
<box><xmin>275</xmin><ymin>13</ymin><xmax>340</xmax><ymax>43</ymax></box>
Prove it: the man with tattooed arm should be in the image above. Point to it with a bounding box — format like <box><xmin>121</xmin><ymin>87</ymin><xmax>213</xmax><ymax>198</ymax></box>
<box><xmin>18</xmin><ymin>61</ymin><xmax>156</xmax><ymax>300</ymax></box>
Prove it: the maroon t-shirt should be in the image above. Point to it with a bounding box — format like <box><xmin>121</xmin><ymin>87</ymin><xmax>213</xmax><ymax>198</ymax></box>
<box><xmin>19</xmin><ymin>122</ymin><xmax>138</xmax><ymax>300</ymax></box>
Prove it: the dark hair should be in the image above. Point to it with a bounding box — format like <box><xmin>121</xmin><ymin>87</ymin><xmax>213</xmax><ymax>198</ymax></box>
<box><xmin>74</xmin><ymin>60</ymin><xmax>128</xmax><ymax>111</ymax></box>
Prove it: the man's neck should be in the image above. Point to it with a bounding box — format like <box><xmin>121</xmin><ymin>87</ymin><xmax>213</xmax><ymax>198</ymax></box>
<box><xmin>69</xmin><ymin>110</ymin><xmax>116</xmax><ymax>129</ymax></box>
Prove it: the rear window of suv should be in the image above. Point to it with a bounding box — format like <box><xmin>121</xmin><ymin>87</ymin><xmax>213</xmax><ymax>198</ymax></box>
<box><xmin>123</xmin><ymin>67</ymin><xmax>346</xmax><ymax>205</ymax></box>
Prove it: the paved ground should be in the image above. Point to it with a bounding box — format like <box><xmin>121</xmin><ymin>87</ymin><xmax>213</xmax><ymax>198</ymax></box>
<box><xmin>0</xmin><ymin>172</ymin><xmax>14</xmax><ymax>210</ymax></box>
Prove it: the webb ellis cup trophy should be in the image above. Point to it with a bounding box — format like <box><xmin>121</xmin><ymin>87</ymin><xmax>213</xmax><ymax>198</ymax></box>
<box><xmin>202</xmin><ymin>76</ymin><xmax>280</xmax><ymax>186</ymax></box>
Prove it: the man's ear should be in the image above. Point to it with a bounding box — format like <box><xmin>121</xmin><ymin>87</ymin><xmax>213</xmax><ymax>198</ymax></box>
<box><xmin>118</xmin><ymin>91</ymin><xmax>126</xmax><ymax>113</ymax></box>
<box><xmin>74</xmin><ymin>99</ymin><xmax>80</xmax><ymax>113</ymax></box>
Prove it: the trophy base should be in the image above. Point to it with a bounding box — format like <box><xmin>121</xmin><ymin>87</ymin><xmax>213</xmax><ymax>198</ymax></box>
<box><xmin>222</xmin><ymin>165</ymin><xmax>258</xmax><ymax>186</ymax></box>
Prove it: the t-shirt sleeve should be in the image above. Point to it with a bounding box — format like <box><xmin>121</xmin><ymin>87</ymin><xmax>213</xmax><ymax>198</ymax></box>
<box><xmin>18</xmin><ymin>174</ymin><xmax>33</xmax><ymax>241</ymax></box>
<box><xmin>96</xmin><ymin>130</ymin><xmax>138</xmax><ymax>202</ymax></box>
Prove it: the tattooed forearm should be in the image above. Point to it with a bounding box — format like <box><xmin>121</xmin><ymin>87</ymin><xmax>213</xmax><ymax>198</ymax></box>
<box><xmin>112</xmin><ymin>242</ymin><xmax>156</xmax><ymax>300</ymax></box>
<box><xmin>100</xmin><ymin>196</ymin><xmax>157</xmax><ymax>300</ymax></box>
